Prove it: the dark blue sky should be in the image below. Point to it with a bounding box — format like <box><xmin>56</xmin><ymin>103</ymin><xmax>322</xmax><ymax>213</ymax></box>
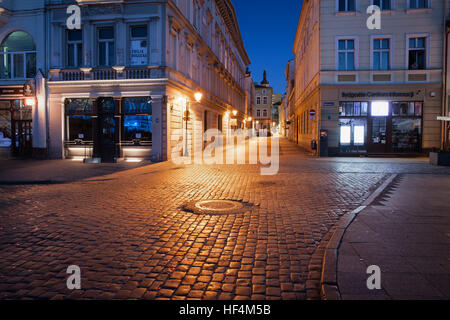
<box><xmin>232</xmin><ymin>0</ymin><xmax>303</xmax><ymax>94</ymax></box>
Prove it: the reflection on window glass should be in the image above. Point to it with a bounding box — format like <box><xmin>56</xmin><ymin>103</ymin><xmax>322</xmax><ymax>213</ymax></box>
<box><xmin>340</xmin><ymin>126</ymin><xmax>351</xmax><ymax>145</ymax></box>
<box><xmin>68</xmin><ymin>116</ymin><xmax>93</xmax><ymax>141</ymax></box>
<box><xmin>123</xmin><ymin>97</ymin><xmax>152</xmax><ymax>114</ymax></box>
<box><xmin>392</xmin><ymin>118</ymin><xmax>421</xmax><ymax>152</ymax></box>
<box><xmin>124</xmin><ymin>115</ymin><xmax>152</xmax><ymax>142</ymax></box>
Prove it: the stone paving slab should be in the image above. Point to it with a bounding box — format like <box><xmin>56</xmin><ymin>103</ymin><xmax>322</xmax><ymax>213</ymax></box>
<box><xmin>337</xmin><ymin>174</ymin><xmax>450</xmax><ymax>300</ymax></box>
<box><xmin>0</xmin><ymin>139</ymin><xmax>449</xmax><ymax>300</ymax></box>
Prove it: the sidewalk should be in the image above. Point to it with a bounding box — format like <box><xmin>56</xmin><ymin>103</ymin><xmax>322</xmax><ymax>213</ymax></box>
<box><xmin>0</xmin><ymin>159</ymin><xmax>149</xmax><ymax>184</ymax></box>
<box><xmin>337</xmin><ymin>174</ymin><xmax>450</xmax><ymax>300</ymax></box>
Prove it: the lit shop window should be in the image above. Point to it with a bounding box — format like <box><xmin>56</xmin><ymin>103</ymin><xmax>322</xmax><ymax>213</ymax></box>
<box><xmin>122</xmin><ymin>97</ymin><xmax>153</xmax><ymax>143</ymax></box>
<box><xmin>371</xmin><ymin>101</ymin><xmax>389</xmax><ymax>117</ymax></box>
<box><xmin>339</xmin><ymin>102</ymin><xmax>368</xmax><ymax>116</ymax></box>
<box><xmin>392</xmin><ymin>102</ymin><xmax>422</xmax><ymax>116</ymax></box>
<box><xmin>65</xmin><ymin>99</ymin><xmax>94</xmax><ymax>142</ymax></box>
<box><xmin>340</xmin><ymin>126</ymin><xmax>351</xmax><ymax>145</ymax></box>
<box><xmin>0</xmin><ymin>31</ymin><xmax>36</xmax><ymax>79</ymax></box>
<box><xmin>354</xmin><ymin>126</ymin><xmax>365</xmax><ymax>145</ymax></box>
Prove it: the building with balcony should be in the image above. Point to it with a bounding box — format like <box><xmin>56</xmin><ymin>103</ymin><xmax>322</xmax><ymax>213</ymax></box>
<box><xmin>293</xmin><ymin>0</ymin><xmax>447</xmax><ymax>156</ymax></box>
<box><xmin>45</xmin><ymin>0</ymin><xmax>250</xmax><ymax>162</ymax></box>
<box><xmin>0</xmin><ymin>0</ymin><xmax>47</xmax><ymax>159</ymax></box>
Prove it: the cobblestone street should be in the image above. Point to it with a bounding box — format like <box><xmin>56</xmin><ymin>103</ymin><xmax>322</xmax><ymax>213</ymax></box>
<box><xmin>1</xmin><ymin>139</ymin><xmax>449</xmax><ymax>300</ymax></box>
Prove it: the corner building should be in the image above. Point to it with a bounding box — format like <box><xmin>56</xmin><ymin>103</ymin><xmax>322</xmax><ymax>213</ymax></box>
<box><xmin>293</xmin><ymin>0</ymin><xmax>446</xmax><ymax>156</ymax></box>
<box><xmin>46</xmin><ymin>0</ymin><xmax>250</xmax><ymax>162</ymax></box>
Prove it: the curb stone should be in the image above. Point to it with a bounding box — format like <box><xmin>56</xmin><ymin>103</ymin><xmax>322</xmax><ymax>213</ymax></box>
<box><xmin>320</xmin><ymin>174</ymin><xmax>398</xmax><ymax>300</ymax></box>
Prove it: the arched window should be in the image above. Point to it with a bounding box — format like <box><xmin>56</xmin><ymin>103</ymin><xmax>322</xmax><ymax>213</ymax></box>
<box><xmin>0</xmin><ymin>31</ymin><xmax>36</xmax><ymax>79</ymax></box>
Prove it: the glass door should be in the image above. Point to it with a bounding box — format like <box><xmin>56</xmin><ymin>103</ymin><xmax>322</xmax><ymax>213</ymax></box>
<box><xmin>96</xmin><ymin>97</ymin><xmax>119</xmax><ymax>163</ymax></box>
<box><xmin>368</xmin><ymin>101</ymin><xmax>390</xmax><ymax>153</ymax></box>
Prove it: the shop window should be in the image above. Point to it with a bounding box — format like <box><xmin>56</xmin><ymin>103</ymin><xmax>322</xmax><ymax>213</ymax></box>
<box><xmin>371</xmin><ymin>101</ymin><xmax>389</xmax><ymax>117</ymax></box>
<box><xmin>65</xmin><ymin>99</ymin><xmax>94</xmax><ymax>142</ymax></box>
<box><xmin>67</xmin><ymin>30</ymin><xmax>83</xmax><ymax>68</ymax></box>
<box><xmin>392</xmin><ymin>102</ymin><xmax>423</xmax><ymax>116</ymax></box>
<box><xmin>98</xmin><ymin>27</ymin><xmax>115</xmax><ymax>67</ymax></box>
<box><xmin>0</xmin><ymin>31</ymin><xmax>36</xmax><ymax>79</ymax></box>
<box><xmin>130</xmin><ymin>25</ymin><xmax>148</xmax><ymax>66</ymax></box>
<box><xmin>339</xmin><ymin>102</ymin><xmax>368</xmax><ymax>116</ymax></box>
<box><xmin>122</xmin><ymin>97</ymin><xmax>152</xmax><ymax>143</ymax></box>
<box><xmin>340</xmin><ymin>126</ymin><xmax>351</xmax><ymax>145</ymax></box>
<box><xmin>392</xmin><ymin>118</ymin><xmax>421</xmax><ymax>152</ymax></box>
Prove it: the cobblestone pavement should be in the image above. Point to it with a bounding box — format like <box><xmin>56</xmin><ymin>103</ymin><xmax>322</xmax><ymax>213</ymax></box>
<box><xmin>1</xmin><ymin>138</ymin><xmax>449</xmax><ymax>300</ymax></box>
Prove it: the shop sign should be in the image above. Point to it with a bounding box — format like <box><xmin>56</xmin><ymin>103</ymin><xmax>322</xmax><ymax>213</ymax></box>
<box><xmin>130</xmin><ymin>40</ymin><xmax>148</xmax><ymax>66</ymax></box>
<box><xmin>341</xmin><ymin>91</ymin><xmax>416</xmax><ymax>99</ymax></box>
<box><xmin>0</xmin><ymin>88</ymin><xmax>23</xmax><ymax>95</ymax></box>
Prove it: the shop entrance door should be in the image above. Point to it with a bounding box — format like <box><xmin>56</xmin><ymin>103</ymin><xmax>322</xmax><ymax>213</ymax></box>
<box><xmin>96</xmin><ymin>98</ymin><xmax>119</xmax><ymax>163</ymax></box>
<box><xmin>368</xmin><ymin>117</ymin><xmax>390</xmax><ymax>153</ymax></box>
<box><xmin>11</xmin><ymin>100</ymin><xmax>33</xmax><ymax>157</ymax></box>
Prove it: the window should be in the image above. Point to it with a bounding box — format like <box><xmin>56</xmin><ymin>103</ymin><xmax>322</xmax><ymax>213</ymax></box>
<box><xmin>373</xmin><ymin>0</ymin><xmax>391</xmax><ymax>10</ymax></box>
<box><xmin>256</xmin><ymin>96</ymin><xmax>261</xmax><ymax>105</ymax></box>
<box><xmin>338</xmin><ymin>0</ymin><xmax>355</xmax><ymax>12</ymax></box>
<box><xmin>408</xmin><ymin>37</ymin><xmax>426</xmax><ymax>70</ymax></box>
<box><xmin>340</xmin><ymin>126</ymin><xmax>351</xmax><ymax>144</ymax></box>
<box><xmin>130</xmin><ymin>26</ymin><xmax>148</xmax><ymax>66</ymax></box>
<box><xmin>373</xmin><ymin>39</ymin><xmax>390</xmax><ymax>70</ymax></box>
<box><xmin>338</xmin><ymin>39</ymin><xmax>355</xmax><ymax>70</ymax></box>
<box><xmin>98</xmin><ymin>27</ymin><xmax>115</xmax><ymax>67</ymax></box>
<box><xmin>340</xmin><ymin>102</ymin><xmax>369</xmax><ymax>116</ymax></box>
<box><xmin>392</xmin><ymin>102</ymin><xmax>422</xmax><ymax>116</ymax></box>
<box><xmin>371</xmin><ymin>101</ymin><xmax>389</xmax><ymax>117</ymax></box>
<box><xmin>263</xmin><ymin>109</ymin><xmax>268</xmax><ymax>117</ymax></box>
<box><xmin>409</xmin><ymin>0</ymin><xmax>429</xmax><ymax>9</ymax></box>
<box><xmin>256</xmin><ymin>109</ymin><xmax>261</xmax><ymax>117</ymax></box>
<box><xmin>65</xmin><ymin>99</ymin><xmax>94</xmax><ymax>142</ymax></box>
<box><xmin>122</xmin><ymin>97</ymin><xmax>153</xmax><ymax>143</ymax></box>
<box><xmin>67</xmin><ymin>30</ymin><xmax>83</xmax><ymax>68</ymax></box>
<box><xmin>0</xmin><ymin>31</ymin><xmax>36</xmax><ymax>79</ymax></box>
<box><xmin>263</xmin><ymin>96</ymin><xmax>268</xmax><ymax>105</ymax></box>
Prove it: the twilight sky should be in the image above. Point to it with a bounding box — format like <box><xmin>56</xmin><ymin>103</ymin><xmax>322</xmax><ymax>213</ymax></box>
<box><xmin>232</xmin><ymin>0</ymin><xmax>303</xmax><ymax>94</ymax></box>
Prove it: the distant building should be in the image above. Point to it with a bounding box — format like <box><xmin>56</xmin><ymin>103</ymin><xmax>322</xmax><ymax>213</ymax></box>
<box><xmin>285</xmin><ymin>59</ymin><xmax>295</xmax><ymax>142</ymax></box>
<box><xmin>272</xmin><ymin>93</ymin><xmax>282</xmax><ymax>132</ymax></box>
<box><xmin>293</xmin><ymin>0</ymin><xmax>446</xmax><ymax>156</ymax></box>
<box><xmin>253</xmin><ymin>70</ymin><xmax>273</xmax><ymax>131</ymax></box>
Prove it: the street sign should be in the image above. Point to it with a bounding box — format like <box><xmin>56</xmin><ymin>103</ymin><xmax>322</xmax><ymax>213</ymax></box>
<box><xmin>310</xmin><ymin>109</ymin><xmax>316</xmax><ymax>120</ymax></box>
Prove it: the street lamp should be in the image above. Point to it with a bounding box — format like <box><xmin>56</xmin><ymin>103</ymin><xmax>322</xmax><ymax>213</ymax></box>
<box><xmin>232</xmin><ymin>110</ymin><xmax>238</xmax><ymax>116</ymax></box>
<box><xmin>194</xmin><ymin>92</ymin><xmax>203</xmax><ymax>103</ymax></box>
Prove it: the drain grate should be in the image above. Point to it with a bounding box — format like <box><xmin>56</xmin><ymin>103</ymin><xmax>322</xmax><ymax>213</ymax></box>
<box><xmin>182</xmin><ymin>200</ymin><xmax>253</xmax><ymax>216</ymax></box>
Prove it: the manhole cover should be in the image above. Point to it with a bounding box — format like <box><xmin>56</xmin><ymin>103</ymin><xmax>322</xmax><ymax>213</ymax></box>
<box><xmin>183</xmin><ymin>200</ymin><xmax>253</xmax><ymax>215</ymax></box>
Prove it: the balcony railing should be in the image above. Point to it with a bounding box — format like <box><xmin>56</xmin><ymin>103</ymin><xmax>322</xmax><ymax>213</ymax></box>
<box><xmin>50</xmin><ymin>66</ymin><xmax>166</xmax><ymax>81</ymax></box>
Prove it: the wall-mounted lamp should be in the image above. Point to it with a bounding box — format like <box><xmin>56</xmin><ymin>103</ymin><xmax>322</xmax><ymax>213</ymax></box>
<box><xmin>232</xmin><ymin>110</ymin><xmax>238</xmax><ymax>117</ymax></box>
<box><xmin>194</xmin><ymin>92</ymin><xmax>203</xmax><ymax>102</ymax></box>
<box><xmin>24</xmin><ymin>98</ymin><xmax>36</xmax><ymax>107</ymax></box>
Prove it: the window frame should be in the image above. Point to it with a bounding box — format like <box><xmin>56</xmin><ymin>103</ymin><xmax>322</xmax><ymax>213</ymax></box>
<box><xmin>336</xmin><ymin>0</ymin><xmax>357</xmax><ymax>12</ymax></box>
<box><xmin>66</xmin><ymin>29</ymin><xmax>83</xmax><ymax>69</ymax></box>
<box><xmin>406</xmin><ymin>33</ymin><xmax>429</xmax><ymax>70</ymax></box>
<box><xmin>372</xmin><ymin>0</ymin><xmax>392</xmax><ymax>10</ymax></box>
<box><xmin>336</xmin><ymin>36</ymin><xmax>359</xmax><ymax>71</ymax></box>
<box><xmin>128</xmin><ymin>24</ymin><xmax>149</xmax><ymax>67</ymax></box>
<box><xmin>97</xmin><ymin>26</ymin><xmax>116</xmax><ymax>67</ymax></box>
<box><xmin>0</xmin><ymin>32</ymin><xmax>37</xmax><ymax>80</ymax></box>
<box><xmin>370</xmin><ymin>35</ymin><xmax>393</xmax><ymax>71</ymax></box>
<box><xmin>407</xmin><ymin>0</ymin><xmax>430</xmax><ymax>9</ymax></box>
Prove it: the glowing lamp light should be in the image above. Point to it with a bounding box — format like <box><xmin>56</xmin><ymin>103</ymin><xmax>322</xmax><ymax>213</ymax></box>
<box><xmin>24</xmin><ymin>98</ymin><xmax>36</xmax><ymax>107</ymax></box>
<box><xmin>248</xmin><ymin>117</ymin><xmax>252</xmax><ymax>121</ymax></box>
<box><xmin>232</xmin><ymin>110</ymin><xmax>238</xmax><ymax>116</ymax></box>
<box><xmin>194</xmin><ymin>92</ymin><xmax>203</xmax><ymax>102</ymax></box>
